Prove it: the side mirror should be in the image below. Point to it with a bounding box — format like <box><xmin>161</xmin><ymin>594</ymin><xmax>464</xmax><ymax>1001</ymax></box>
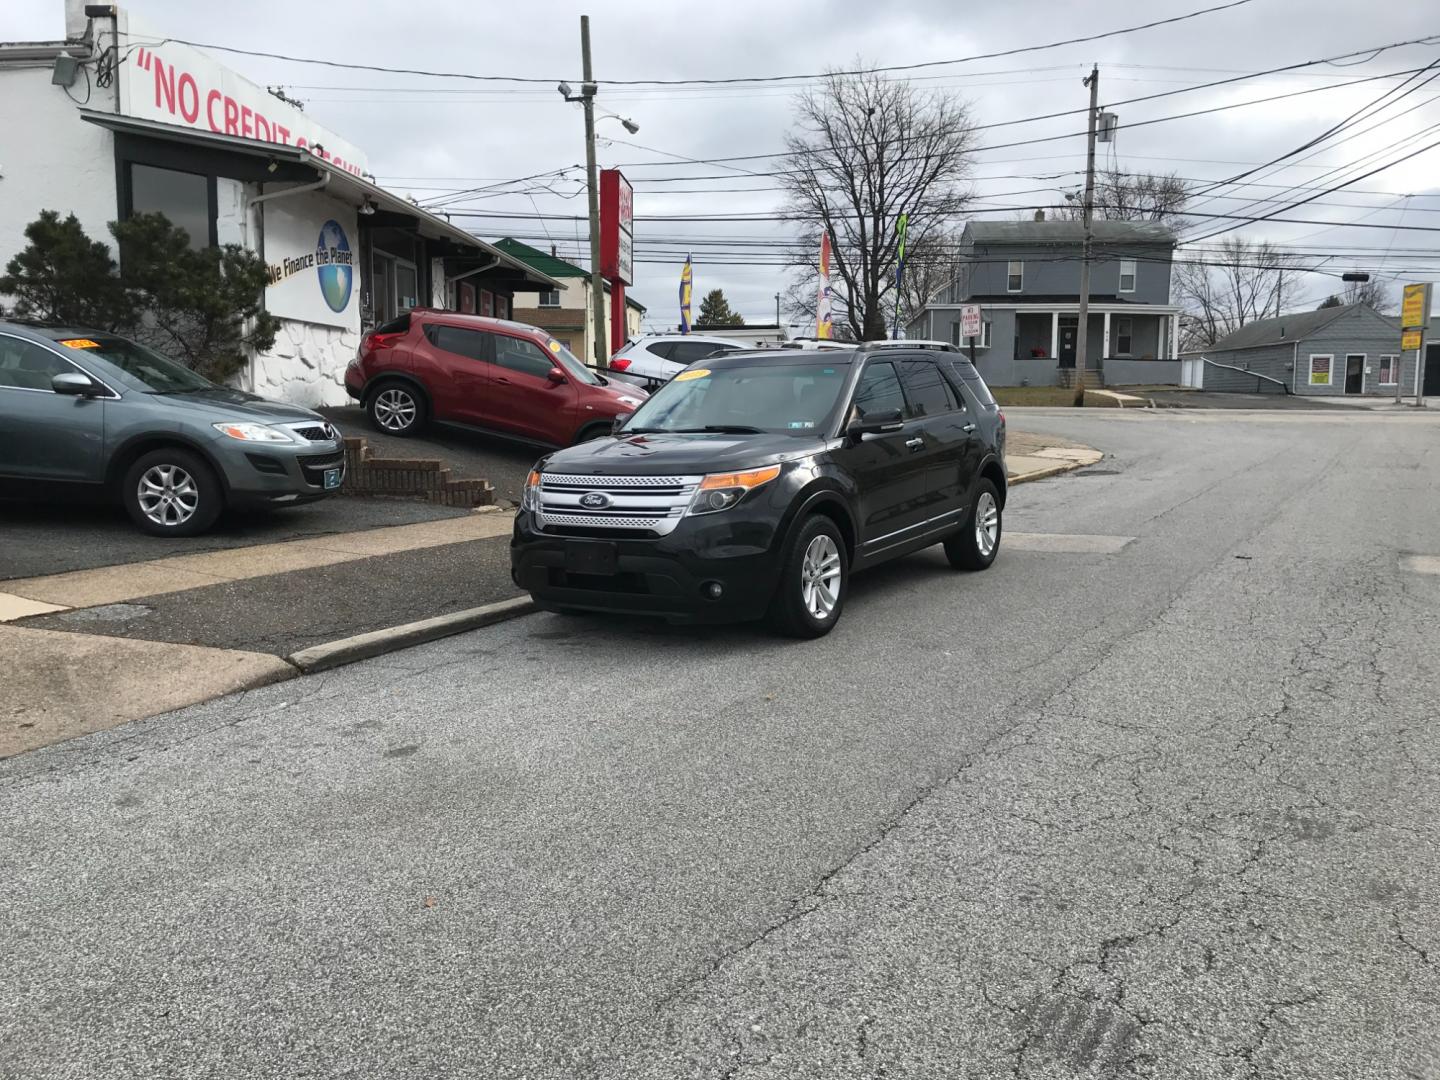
<box><xmin>547</xmin><ymin>367</ymin><xmax>566</xmax><ymax>384</ymax></box>
<box><xmin>52</xmin><ymin>372</ymin><xmax>99</xmax><ymax>396</ymax></box>
<box><xmin>847</xmin><ymin>408</ymin><xmax>904</xmax><ymax>439</ymax></box>
<box><xmin>612</xmin><ymin>412</ymin><xmax>632</xmax><ymax>433</ymax></box>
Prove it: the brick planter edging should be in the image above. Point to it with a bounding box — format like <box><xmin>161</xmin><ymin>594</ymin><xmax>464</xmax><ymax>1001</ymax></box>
<box><xmin>341</xmin><ymin>437</ymin><xmax>495</xmax><ymax>508</ymax></box>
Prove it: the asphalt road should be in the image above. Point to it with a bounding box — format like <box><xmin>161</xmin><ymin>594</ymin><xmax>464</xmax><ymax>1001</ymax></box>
<box><xmin>3</xmin><ymin>408</ymin><xmax>1439</xmax><ymax>1079</ymax></box>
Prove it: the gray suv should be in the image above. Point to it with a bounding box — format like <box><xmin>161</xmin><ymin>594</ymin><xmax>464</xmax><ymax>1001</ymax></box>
<box><xmin>0</xmin><ymin>322</ymin><xmax>345</xmax><ymax>536</ymax></box>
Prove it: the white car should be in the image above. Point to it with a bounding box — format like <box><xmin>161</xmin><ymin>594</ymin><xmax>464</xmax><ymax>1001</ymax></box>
<box><xmin>607</xmin><ymin>334</ymin><xmax>744</xmax><ymax>385</ymax></box>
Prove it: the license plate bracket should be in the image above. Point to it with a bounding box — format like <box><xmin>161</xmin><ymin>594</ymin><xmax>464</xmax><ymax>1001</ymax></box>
<box><xmin>564</xmin><ymin>540</ymin><xmax>618</xmax><ymax>575</ymax></box>
<box><xmin>323</xmin><ymin>467</ymin><xmax>343</xmax><ymax>490</ymax></box>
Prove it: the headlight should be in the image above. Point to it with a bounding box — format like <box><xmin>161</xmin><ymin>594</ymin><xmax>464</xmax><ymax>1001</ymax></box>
<box><xmin>522</xmin><ymin>468</ymin><xmax>542</xmax><ymax>512</ymax></box>
<box><xmin>212</xmin><ymin>422</ymin><xmax>296</xmax><ymax>443</ymax></box>
<box><xmin>616</xmin><ymin>395</ymin><xmax>643</xmax><ymax>408</ymax></box>
<box><xmin>686</xmin><ymin>465</ymin><xmax>781</xmax><ymax>516</ymax></box>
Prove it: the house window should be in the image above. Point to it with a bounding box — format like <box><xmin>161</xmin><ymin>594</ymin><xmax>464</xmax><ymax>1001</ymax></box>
<box><xmin>1114</xmin><ymin>317</ymin><xmax>1133</xmax><ymax>356</ymax></box>
<box><xmin>1119</xmin><ymin>259</ymin><xmax>1137</xmax><ymax>293</ymax></box>
<box><xmin>1308</xmin><ymin>354</ymin><xmax>1334</xmax><ymax>387</ymax></box>
<box><xmin>538</xmin><ymin>289</ymin><xmax>562</xmax><ymax>308</ymax></box>
<box><xmin>1006</xmin><ymin>260</ymin><xmax>1023</xmax><ymax>293</ymax></box>
<box><xmin>128</xmin><ymin>163</ymin><xmax>211</xmax><ymax>249</ymax></box>
<box><xmin>1378</xmin><ymin>354</ymin><xmax>1399</xmax><ymax>384</ymax></box>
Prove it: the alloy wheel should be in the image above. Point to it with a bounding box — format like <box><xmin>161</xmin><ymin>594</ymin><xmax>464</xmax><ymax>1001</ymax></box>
<box><xmin>975</xmin><ymin>490</ymin><xmax>1000</xmax><ymax>556</ymax></box>
<box><xmin>374</xmin><ymin>388</ymin><xmax>417</xmax><ymax>431</ymax></box>
<box><xmin>800</xmin><ymin>534</ymin><xmax>843</xmax><ymax>620</ymax></box>
<box><xmin>137</xmin><ymin>464</ymin><xmax>200</xmax><ymax>527</ymax></box>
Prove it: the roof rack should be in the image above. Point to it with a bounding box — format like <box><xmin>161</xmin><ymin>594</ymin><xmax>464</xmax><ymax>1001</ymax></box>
<box><xmin>855</xmin><ymin>339</ymin><xmax>959</xmax><ymax>352</ymax></box>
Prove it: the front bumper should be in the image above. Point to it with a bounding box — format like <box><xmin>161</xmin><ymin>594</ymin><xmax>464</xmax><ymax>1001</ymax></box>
<box><xmin>510</xmin><ymin>509</ymin><xmax>785</xmax><ymax>624</ymax></box>
<box><xmin>213</xmin><ymin>441</ymin><xmax>347</xmax><ymax>508</ymax></box>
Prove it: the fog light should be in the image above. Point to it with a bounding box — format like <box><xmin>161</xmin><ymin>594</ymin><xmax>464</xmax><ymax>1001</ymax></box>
<box><xmin>703</xmin><ymin>581</ymin><xmax>724</xmax><ymax>600</ymax></box>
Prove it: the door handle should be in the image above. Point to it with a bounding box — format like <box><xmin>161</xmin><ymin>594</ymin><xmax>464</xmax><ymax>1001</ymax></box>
<box><xmin>962</xmin><ymin>423</ymin><xmax>977</xmax><ymax>433</ymax></box>
<box><xmin>905</xmin><ymin>437</ymin><xmax>924</xmax><ymax>451</ymax></box>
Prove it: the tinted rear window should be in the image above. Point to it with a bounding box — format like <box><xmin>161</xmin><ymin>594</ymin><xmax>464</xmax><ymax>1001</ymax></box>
<box><xmin>374</xmin><ymin>313</ymin><xmax>411</xmax><ymax>336</ymax></box>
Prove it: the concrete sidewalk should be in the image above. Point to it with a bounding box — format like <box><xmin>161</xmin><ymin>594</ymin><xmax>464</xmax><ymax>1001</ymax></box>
<box><xmin>1</xmin><ymin>429</ymin><xmax>1100</xmax><ymax>759</ymax></box>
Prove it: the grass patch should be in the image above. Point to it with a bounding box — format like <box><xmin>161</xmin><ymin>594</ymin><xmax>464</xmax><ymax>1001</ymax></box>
<box><xmin>992</xmin><ymin>386</ymin><xmax>1121</xmax><ymax>407</ymax></box>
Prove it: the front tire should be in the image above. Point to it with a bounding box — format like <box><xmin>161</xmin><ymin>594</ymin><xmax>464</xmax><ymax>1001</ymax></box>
<box><xmin>121</xmin><ymin>448</ymin><xmax>224</xmax><ymax>537</ymax></box>
<box><xmin>769</xmin><ymin>514</ymin><xmax>848</xmax><ymax>638</ymax></box>
<box><xmin>367</xmin><ymin>381</ymin><xmax>426</xmax><ymax>436</ymax></box>
<box><xmin>944</xmin><ymin>478</ymin><xmax>1002</xmax><ymax>571</ymax></box>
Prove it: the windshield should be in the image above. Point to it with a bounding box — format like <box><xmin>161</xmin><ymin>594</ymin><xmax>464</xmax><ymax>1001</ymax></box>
<box><xmin>546</xmin><ymin>338</ymin><xmax>601</xmax><ymax>385</ymax></box>
<box><xmin>59</xmin><ymin>335</ymin><xmax>215</xmax><ymax>394</ymax></box>
<box><xmin>622</xmin><ymin>362</ymin><xmax>849</xmax><ymax>435</ymax></box>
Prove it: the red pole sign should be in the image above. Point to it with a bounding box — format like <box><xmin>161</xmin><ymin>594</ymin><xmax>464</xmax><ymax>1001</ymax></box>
<box><xmin>600</xmin><ymin>170</ymin><xmax>633</xmax><ymax>286</ymax></box>
<box><xmin>600</xmin><ymin>169</ymin><xmax>634</xmax><ymax>355</ymax></box>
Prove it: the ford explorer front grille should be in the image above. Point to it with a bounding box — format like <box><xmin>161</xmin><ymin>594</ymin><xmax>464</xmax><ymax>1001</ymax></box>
<box><xmin>537</xmin><ymin>473</ymin><xmax>702</xmax><ymax>536</ymax></box>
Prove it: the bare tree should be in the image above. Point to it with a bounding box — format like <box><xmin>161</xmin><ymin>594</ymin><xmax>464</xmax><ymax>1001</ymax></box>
<box><xmin>1342</xmin><ymin>277</ymin><xmax>1393</xmax><ymax>312</ymax></box>
<box><xmin>781</xmin><ymin>69</ymin><xmax>976</xmax><ymax>340</ymax></box>
<box><xmin>1058</xmin><ymin>169</ymin><xmax>1191</xmax><ymax>227</ymax></box>
<box><xmin>1174</xmin><ymin>237</ymin><xmax>1301</xmax><ymax>349</ymax></box>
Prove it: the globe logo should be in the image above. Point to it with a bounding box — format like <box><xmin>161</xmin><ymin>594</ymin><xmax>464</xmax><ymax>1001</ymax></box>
<box><xmin>316</xmin><ymin>219</ymin><xmax>353</xmax><ymax>313</ymax></box>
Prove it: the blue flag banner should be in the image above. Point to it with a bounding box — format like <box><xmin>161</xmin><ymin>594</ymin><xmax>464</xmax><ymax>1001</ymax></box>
<box><xmin>679</xmin><ymin>255</ymin><xmax>693</xmax><ymax>334</ymax></box>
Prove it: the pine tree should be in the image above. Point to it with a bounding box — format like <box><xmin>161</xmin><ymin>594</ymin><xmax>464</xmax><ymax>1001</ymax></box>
<box><xmin>697</xmin><ymin>288</ymin><xmax>745</xmax><ymax>327</ymax></box>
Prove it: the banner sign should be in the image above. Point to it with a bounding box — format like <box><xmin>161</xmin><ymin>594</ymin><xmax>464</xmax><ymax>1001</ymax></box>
<box><xmin>119</xmin><ymin>11</ymin><xmax>367</xmax><ymax>176</ymax></box>
<box><xmin>600</xmin><ymin>170</ymin><xmax>634</xmax><ymax>285</ymax></box>
<box><xmin>817</xmin><ymin>233</ymin><xmax>833</xmax><ymax>340</ymax></box>
<box><xmin>679</xmin><ymin>255</ymin><xmax>693</xmax><ymax>334</ymax></box>
<box><xmin>263</xmin><ymin>195</ymin><xmax>359</xmax><ymax>328</ymax></box>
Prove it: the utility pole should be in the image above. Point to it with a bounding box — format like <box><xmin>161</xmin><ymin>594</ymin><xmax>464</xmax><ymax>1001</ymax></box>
<box><xmin>1073</xmin><ymin>65</ymin><xmax>1100</xmax><ymax>406</ymax></box>
<box><xmin>579</xmin><ymin>16</ymin><xmax>608</xmax><ymax>368</ymax></box>
<box><xmin>775</xmin><ymin>292</ymin><xmax>781</xmax><ymax>336</ymax></box>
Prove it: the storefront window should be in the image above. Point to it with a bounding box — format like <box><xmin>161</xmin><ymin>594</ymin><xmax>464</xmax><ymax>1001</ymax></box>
<box><xmin>129</xmin><ymin>163</ymin><xmax>211</xmax><ymax>248</ymax></box>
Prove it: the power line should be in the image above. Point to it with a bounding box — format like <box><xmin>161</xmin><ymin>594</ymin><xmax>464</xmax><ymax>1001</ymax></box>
<box><xmin>126</xmin><ymin>1</ymin><xmax>1260</xmax><ymax>89</ymax></box>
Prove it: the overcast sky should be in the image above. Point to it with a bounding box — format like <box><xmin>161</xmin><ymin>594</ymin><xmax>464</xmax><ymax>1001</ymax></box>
<box><xmin>13</xmin><ymin>0</ymin><xmax>1440</xmax><ymax>329</ymax></box>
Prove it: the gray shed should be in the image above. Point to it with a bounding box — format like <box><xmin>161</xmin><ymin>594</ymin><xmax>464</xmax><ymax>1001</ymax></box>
<box><xmin>1187</xmin><ymin>304</ymin><xmax>1409</xmax><ymax>396</ymax></box>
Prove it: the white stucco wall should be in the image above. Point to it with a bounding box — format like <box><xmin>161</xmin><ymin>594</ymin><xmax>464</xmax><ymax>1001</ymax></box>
<box><xmin>0</xmin><ymin>65</ymin><xmax>121</xmax><ymax>264</ymax></box>
<box><xmin>250</xmin><ymin>318</ymin><xmax>360</xmax><ymax>407</ymax></box>
<box><xmin>214</xmin><ymin>176</ymin><xmax>248</xmax><ymax>247</ymax></box>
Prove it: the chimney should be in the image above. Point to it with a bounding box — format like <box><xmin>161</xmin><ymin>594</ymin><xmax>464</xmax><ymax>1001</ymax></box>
<box><xmin>551</xmin><ymin>243</ymin><xmax>557</xmax><ymax>257</ymax></box>
<box><xmin>1033</xmin><ymin>209</ymin><xmax>1046</xmax><ymax>222</ymax></box>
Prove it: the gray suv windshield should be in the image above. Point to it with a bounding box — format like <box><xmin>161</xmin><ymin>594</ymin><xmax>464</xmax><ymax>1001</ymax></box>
<box><xmin>55</xmin><ymin>335</ymin><xmax>214</xmax><ymax>394</ymax></box>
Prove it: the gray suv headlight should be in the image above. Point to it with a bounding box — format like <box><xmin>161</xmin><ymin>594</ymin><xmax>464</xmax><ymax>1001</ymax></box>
<box><xmin>213</xmin><ymin>422</ymin><xmax>298</xmax><ymax>443</ymax></box>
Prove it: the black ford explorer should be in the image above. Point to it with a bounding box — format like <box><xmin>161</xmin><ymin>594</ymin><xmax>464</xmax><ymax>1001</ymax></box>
<box><xmin>510</xmin><ymin>343</ymin><xmax>1007</xmax><ymax>637</ymax></box>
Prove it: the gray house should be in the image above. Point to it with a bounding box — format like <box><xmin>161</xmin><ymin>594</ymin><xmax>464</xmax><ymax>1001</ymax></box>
<box><xmin>1187</xmin><ymin>303</ymin><xmax>1408</xmax><ymax>396</ymax></box>
<box><xmin>907</xmin><ymin>219</ymin><xmax>1182</xmax><ymax>387</ymax></box>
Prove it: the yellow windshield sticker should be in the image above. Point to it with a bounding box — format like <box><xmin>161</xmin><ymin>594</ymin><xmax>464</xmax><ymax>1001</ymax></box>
<box><xmin>58</xmin><ymin>338</ymin><xmax>101</xmax><ymax>349</ymax></box>
<box><xmin>675</xmin><ymin>368</ymin><xmax>711</xmax><ymax>382</ymax></box>
<box><xmin>548</xmin><ymin>340</ymin><xmax>562</xmax><ymax>352</ymax></box>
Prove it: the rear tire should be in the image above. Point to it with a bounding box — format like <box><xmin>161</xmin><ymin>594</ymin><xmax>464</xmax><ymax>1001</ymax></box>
<box><xmin>768</xmin><ymin>514</ymin><xmax>848</xmax><ymax>638</ymax></box>
<box><xmin>944</xmin><ymin>478</ymin><xmax>1002</xmax><ymax>571</ymax></box>
<box><xmin>367</xmin><ymin>380</ymin><xmax>426</xmax><ymax>436</ymax></box>
<box><xmin>121</xmin><ymin>448</ymin><xmax>224</xmax><ymax>537</ymax></box>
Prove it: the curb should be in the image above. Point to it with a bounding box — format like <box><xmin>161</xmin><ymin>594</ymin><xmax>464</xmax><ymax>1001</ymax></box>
<box><xmin>286</xmin><ymin>595</ymin><xmax>537</xmax><ymax>673</ymax></box>
<box><xmin>1008</xmin><ymin>460</ymin><xmax>1093</xmax><ymax>485</ymax></box>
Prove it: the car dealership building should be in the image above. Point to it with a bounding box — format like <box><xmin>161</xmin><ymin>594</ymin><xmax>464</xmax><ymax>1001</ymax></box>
<box><xmin>0</xmin><ymin>1</ymin><xmax>559</xmax><ymax>406</ymax></box>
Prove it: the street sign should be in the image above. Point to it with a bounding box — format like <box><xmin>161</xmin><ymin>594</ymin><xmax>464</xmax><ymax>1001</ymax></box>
<box><xmin>1402</xmin><ymin>330</ymin><xmax>1422</xmax><ymax>351</ymax></box>
<box><xmin>961</xmin><ymin>304</ymin><xmax>982</xmax><ymax>339</ymax></box>
<box><xmin>1401</xmin><ymin>283</ymin><xmax>1428</xmax><ymax>330</ymax></box>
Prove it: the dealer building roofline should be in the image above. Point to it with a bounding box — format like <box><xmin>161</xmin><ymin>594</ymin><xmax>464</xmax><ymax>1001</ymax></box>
<box><xmin>79</xmin><ymin>109</ymin><xmax>561</xmax><ymax>291</ymax></box>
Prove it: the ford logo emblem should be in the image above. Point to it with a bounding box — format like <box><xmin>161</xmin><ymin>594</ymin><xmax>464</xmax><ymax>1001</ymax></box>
<box><xmin>579</xmin><ymin>492</ymin><xmax>611</xmax><ymax>509</ymax></box>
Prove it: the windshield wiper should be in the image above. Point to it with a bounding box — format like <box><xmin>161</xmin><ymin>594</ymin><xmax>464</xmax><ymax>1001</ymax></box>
<box><xmin>668</xmin><ymin>425</ymin><xmax>767</xmax><ymax>434</ymax></box>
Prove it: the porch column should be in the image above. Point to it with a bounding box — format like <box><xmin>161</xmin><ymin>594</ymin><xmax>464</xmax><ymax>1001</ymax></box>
<box><xmin>1171</xmin><ymin>314</ymin><xmax>1181</xmax><ymax>358</ymax></box>
<box><xmin>1102</xmin><ymin>311</ymin><xmax>1112</xmax><ymax>362</ymax></box>
<box><xmin>1050</xmin><ymin>311</ymin><xmax>1059</xmax><ymax>361</ymax></box>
